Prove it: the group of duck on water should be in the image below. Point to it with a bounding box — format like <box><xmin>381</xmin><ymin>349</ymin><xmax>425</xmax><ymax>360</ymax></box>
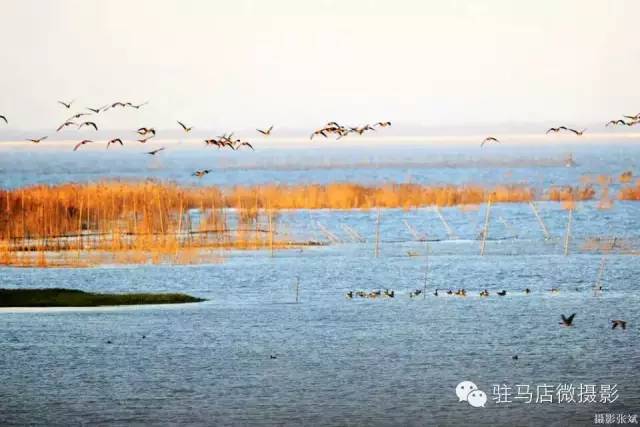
<box><xmin>346</xmin><ymin>286</ymin><xmax>604</xmax><ymax>299</ymax></box>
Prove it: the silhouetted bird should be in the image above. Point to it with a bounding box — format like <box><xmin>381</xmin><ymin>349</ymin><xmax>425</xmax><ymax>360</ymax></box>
<box><xmin>0</xmin><ymin>115</ymin><xmax>7</xmax><ymax>124</ymax></box>
<box><xmin>27</xmin><ymin>136</ymin><xmax>47</xmax><ymax>143</ymax></box>
<box><xmin>567</xmin><ymin>128</ymin><xmax>586</xmax><ymax>136</ymax></box>
<box><xmin>106</xmin><ymin>138</ymin><xmax>124</xmax><ymax>149</ymax></box>
<box><xmin>481</xmin><ymin>136</ymin><xmax>499</xmax><ymax>147</ymax></box>
<box><xmin>56</xmin><ymin>121</ymin><xmax>76</xmax><ymax>132</ymax></box>
<box><xmin>611</xmin><ymin>320</ymin><xmax>627</xmax><ymax>330</ymax></box>
<box><xmin>78</xmin><ymin>121</ymin><xmax>98</xmax><ymax>131</ymax></box>
<box><xmin>560</xmin><ymin>313</ymin><xmax>576</xmax><ymax>327</ymax></box>
<box><xmin>192</xmin><ymin>169</ymin><xmax>211</xmax><ymax>177</ymax></box>
<box><xmin>177</xmin><ymin>121</ymin><xmax>193</xmax><ymax>132</ymax></box>
<box><xmin>257</xmin><ymin>125</ymin><xmax>274</xmax><ymax>136</ymax></box>
<box><xmin>234</xmin><ymin>142</ymin><xmax>254</xmax><ymax>151</ymax></box>
<box><xmin>73</xmin><ymin>139</ymin><xmax>93</xmax><ymax>151</ymax></box>
<box><xmin>58</xmin><ymin>100</ymin><xmax>74</xmax><ymax>109</ymax></box>
<box><xmin>146</xmin><ymin>147</ymin><xmax>166</xmax><ymax>156</ymax></box>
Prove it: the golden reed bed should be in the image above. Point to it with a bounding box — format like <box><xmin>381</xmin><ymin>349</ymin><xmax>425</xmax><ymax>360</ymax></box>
<box><xmin>0</xmin><ymin>179</ymin><xmax>636</xmax><ymax>267</ymax></box>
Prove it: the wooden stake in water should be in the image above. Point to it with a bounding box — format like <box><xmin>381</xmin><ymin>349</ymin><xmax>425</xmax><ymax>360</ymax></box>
<box><xmin>564</xmin><ymin>208</ymin><xmax>573</xmax><ymax>256</ymax></box>
<box><xmin>423</xmin><ymin>240</ymin><xmax>429</xmax><ymax>300</ymax></box>
<box><xmin>268</xmin><ymin>210</ymin><xmax>274</xmax><ymax>257</ymax></box>
<box><xmin>375</xmin><ymin>207</ymin><xmax>381</xmax><ymax>257</ymax></box>
<box><xmin>434</xmin><ymin>207</ymin><xmax>457</xmax><ymax>240</ymax></box>
<box><xmin>480</xmin><ymin>197</ymin><xmax>492</xmax><ymax>256</ymax></box>
<box><xmin>594</xmin><ymin>237</ymin><xmax>616</xmax><ymax>295</ymax></box>
<box><xmin>529</xmin><ymin>201</ymin><xmax>550</xmax><ymax>240</ymax></box>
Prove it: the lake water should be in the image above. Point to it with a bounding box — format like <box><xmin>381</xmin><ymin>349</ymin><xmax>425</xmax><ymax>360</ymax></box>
<box><xmin>1</xmin><ymin>137</ymin><xmax>639</xmax><ymax>426</ymax></box>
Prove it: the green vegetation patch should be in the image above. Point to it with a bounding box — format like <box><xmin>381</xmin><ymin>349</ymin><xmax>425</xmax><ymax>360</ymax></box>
<box><xmin>0</xmin><ymin>288</ymin><xmax>206</xmax><ymax>307</ymax></box>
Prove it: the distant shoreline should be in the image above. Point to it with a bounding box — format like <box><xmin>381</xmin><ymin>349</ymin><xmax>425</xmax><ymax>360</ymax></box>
<box><xmin>1</xmin><ymin>132</ymin><xmax>640</xmax><ymax>150</ymax></box>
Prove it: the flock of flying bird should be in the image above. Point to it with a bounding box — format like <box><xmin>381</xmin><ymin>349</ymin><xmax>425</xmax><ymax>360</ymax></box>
<box><xmin>0</xmin><ymin>103</ymin><xmax>395</xmax><ymax>176</ymax></box>
<box><xmin>2</xmin><ymin>103</ymin><xmax>640</xmax><ymax>157</ymax></box>
<box><xmin>480</xmin><ymin>113</ymin><xmax>640</xmax><ymax>147</ymax></box>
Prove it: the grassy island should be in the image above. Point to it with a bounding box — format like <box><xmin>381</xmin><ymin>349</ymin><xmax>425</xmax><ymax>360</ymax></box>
<box><xmin>0</xmin><ymin>288</ymin><xmax>206</xmax><ymax>307</ymax></box>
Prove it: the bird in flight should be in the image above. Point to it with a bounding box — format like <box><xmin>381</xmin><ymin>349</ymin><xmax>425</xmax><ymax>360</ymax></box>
<box><xmin>257</xmin><ymin>125</ymin><xmax>273</xmax><ymax>136</ymax></box>
<box><xmin>86</xmin><ymin>105</ymin><xmax>107</xmax><ymax>114</ymax></box>
<box><xmin>126</xmin><ymin>101</ymin><xmax>148</xmax><ymax>109</ymax></box>
<box><xmin>26</xmin><ymin>136</ymin><xmax>47</xmax><ymax>143</ymax></box>
<box><xmin>234</xmin><ymin>141</ymin><xmax>255</xmax><ymax>151</ymax></box>
<box><xmin>78</xmin><ymin>121</ymin><xmax>98</xmax><ymax>131</ymax></box>
<box><xmin>0</xmin><ymin>115</ymin><xmax>7</xmax><ymax>124</ymax></box>
<box><xmin>104</xmin><ymin>102</ymin><xmax>127</xmax><ymax>111</ymax></box>
<box><xmin>605</xmin><ymin>119</ymin><xmax>627</xmax><ymax>127</ymax></box>
<box><xmin>106</xmin><ymin>138</ymin><xmax>124</xmax><ymax>149</ymax></box>
<box><xmin>177</xmin><ymin>121</ymin><xmax>193</xmax><ymax>133</ymax></box>
<box><xmin>567</xmin><ymin>128</ymin><xmax>586</xmax><ymax>136</ymax></box>
<box><xmin>374</xmin><ymin>121</ymin><xmax>391</xmax><ymax>127</ymax></box>
<box><xmin>66</xmin><ymin>112</ymin><xmax>91</xmax><ymax>121</ymax></box>
<box><xmin>310</xmin><ymin>129</ymin><xmax>328</xmax><ymax>140</ymax></box>
<box><xmin>611</xmin><ymin>320</ymin><xmax>627</xmax><ymax>330</ymax></box>
<box><xmin>56</xmin><ymin>121</ymin><xmax>77</xmax><ymax>132</ymax></box>
<box><xmin>192</xmin><ymin>169</ymin><xmax>211</xmax><ymax>177</ymax></box>
<box><xmin>138</xmin><ymin>136</ymin><xmax>154</xmax><ymax>143</ymax></box>
<box><xmin>624</xmin><ymin>113</ymin><xmax>640</xmax><ymax>120</ymax></box>
<box><xmin>73</xmin><ymin>140</ymin><xmax>93</xmax><ymax>151</ymax></box>
<box><xmin>137</xmin><ymin>127</ymin><xmax>156</xmax><ymax>136</ymax></box>
<box><xmin>146</xmin><ymin>147</ymin><xmax>166</xmax><ymax>156</ymax></box>
<box><xmin>546</xmin><ymin>127</ymin><xmax>563</xmax><ymax>134</ymax></box>
<box><xmin>560</xmin><ymin>313</ymin><xmax>576</xmax><ymax>327</ymax></box>
<box><xmin>58</xmin><ymin>100</ymin><xmax>74</xmax><ymax>109</ymax></box>
<box><xmin>481</xmin><ymin>136</ymin><xmax>499</xmax><ymax>147</ymax></box>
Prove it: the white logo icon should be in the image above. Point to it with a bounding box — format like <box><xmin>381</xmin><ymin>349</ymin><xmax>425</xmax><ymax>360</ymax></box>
<box><xmin>456</xmin><ymin>381</ymin><xmax>478</xmax><ymax>402</ymax></box>
<box><xmin>455</xmin><ymin>381</ymin><xmax>487</xmax><ymax>407</ymax></box>
<box><xmin>467</xmin><ymin>389</ymin><xmax>488</xmax><ymax>407</ymax></box>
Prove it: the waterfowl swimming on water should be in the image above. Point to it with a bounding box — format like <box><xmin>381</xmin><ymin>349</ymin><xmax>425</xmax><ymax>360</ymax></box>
<box><xmin>611</xmin><ymin>320</ymin><xmax>627</xmax><ymax>330</ymax></box>
<box><xmin>409</xmin><ymin>289</ymin><xmax>422</xmax><ymax>298</ymax></box>
<box><xmin>550</xmin><ymin>288</ymin><xmax>559</xmax><ymax>293</ymax></box>
<box><xmin>434</xmin><ymin>289</ymin><xmax>438</xmax><ymax>296</ymax></box>
<box><xmin>497</xmin><ymin>290</ymin><xmax>507</xmax><ymax>296</ymax></box>
<box><xmin>346</xmin><ymin>291</ymin><xmax>353</xmax><ymax>299</ymax></box>
<box><xmin>524</xmin><ymin>288</ymin><xmax>531</xmax><ymax>294</ymax></box>
<box><xmin>384</xmin><ymin>289</ymin><xmax>395</xmax><ymax>298</ymax></box>
<box><xmin>479</xmin><ymin>290</ymin><xmax>489</xmax><ymax>297</ymax></box>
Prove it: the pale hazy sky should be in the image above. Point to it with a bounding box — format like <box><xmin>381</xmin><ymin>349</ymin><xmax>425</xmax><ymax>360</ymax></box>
<box><xmin>0</xmin><ymin>0</ymin><xmax>639</xmax><ymax>132</ymax></box>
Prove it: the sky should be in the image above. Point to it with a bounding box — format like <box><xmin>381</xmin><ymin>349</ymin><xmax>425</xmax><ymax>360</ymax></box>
<box><xmin>0</xmin><ymin>0</ymin><xmax>639</xmax><ymax>133</ymax></box>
